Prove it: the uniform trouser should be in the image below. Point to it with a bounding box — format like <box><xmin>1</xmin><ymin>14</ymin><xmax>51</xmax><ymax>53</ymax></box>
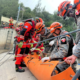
<box><xmin>51</xmin><ymin>61</ymin><xmax>76</xmax><ymax>76</ymax></box>
<box><xmin>15</xmin><ymin>47</ymin><xmax>29</xmax><ymax>65</ymax></box>
<box><xmin>75</xmin><ymin>16</ymin><xmax>80</xmax><ymax>44</ymax></box>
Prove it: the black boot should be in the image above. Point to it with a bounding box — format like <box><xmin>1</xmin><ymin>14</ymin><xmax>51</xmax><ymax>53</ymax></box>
<box><xmin>16</xmin><ymin>65</ymin><xmax>25</xmax><ymax>72</ymax></box>
<box><xmin>20</xmin><ymin>62</ymin><xmax>26</xmax><ymax>67</ymax></box>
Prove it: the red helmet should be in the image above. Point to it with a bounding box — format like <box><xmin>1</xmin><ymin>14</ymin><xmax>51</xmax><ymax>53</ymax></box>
<box><xmin>50</xmin><ymin>22</ymin><xmax>62</xmax><ymax>33</ymax></box>
<box><xmin>74</xmin><ymin>0</ymin><xmax>80</xmax><ymax>11</ymax></box>
<box><xmin>24</xmin><ymin>19</ymin><xmax>35</xmax><ymax>29</ymax></box>
<box><xmin>24</xmin><ymin>19</ymin><xmax>35</xmax><ymax>36</ymax></box>
<box><xmin>35</xmin><ymin>22</ymin><xmax>45</xmax><ymax>33</ymax></box>
<box><xmin>19</xmin><ymin>23</ymin><xmax>24</xmax><ymax>29</ymax></box>
<box><xmin>58</xmin><ymin>1</ymin><xmax>72</xmax><ymax>19</ymax></box>
<box><xmin>35</xmin><ymin>17</ymin><xmax>43</xmax><ymax>23</ymax></box>
<box><xmin>15</xmin><ymin>27</ymin><xmax>20</xmax><ymax>32</ymax></box>
<box><xmin>24</xmin><ymin>22</ymin><xmax>32</xmax><ymax>32</ymax></box>
<box><xmin>19</xmin><ymin>23</ymin><xmax>24</xmax><ymax>26</ymax></box>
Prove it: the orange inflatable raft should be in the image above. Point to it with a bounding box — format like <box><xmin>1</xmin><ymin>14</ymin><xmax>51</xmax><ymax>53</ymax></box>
<box><xmin>23</xmin><ymin>53</ymin><xmax>78</xmax><ymax>80</ymax></box>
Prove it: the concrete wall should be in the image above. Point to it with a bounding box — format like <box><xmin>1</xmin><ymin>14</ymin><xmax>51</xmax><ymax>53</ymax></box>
<box><xmin>0</xmin><ymin>28</ymin><xmax>17</xmax><ymax>49</ymax></box>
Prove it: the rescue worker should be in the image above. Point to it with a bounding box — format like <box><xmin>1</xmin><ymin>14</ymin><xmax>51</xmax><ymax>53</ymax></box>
<box><xmin>15</xmin><ymin>17</ymin><xmax>43</xmax><ymax>71</ymax></box>
<box><xmin>15</xmin><ymin>19</ymin><xmax>35</xmax><ymax>72</ymax></box>
<box><xmin>62</xmin><ymin>0</ymin><xmax>80</xmax><ymax>79</ymax></box>
<box><xmin>31</xmin><ymin>22</ymin><xmax>55</xmax><ymax>57</ymax></box>
<box><xmin>13</xmin><ymin>27</ymin><xmax>20</xmax><ymax>61</ymax></box>
<box><xmin>19</xmin><ymin>23</ymin><xmax>24</xmax><ymax>31</ymax></box>
<box><xmin>9</xmin><ymin>17</ymin><xmax>14</xmax><ymax>29</ymax></box>
<box><xmin>58</xmin><ymin>0</ymin><xmax>80</xmax><ymax>79</ymax></box>
<box><xmin>35</xmin><ymin>17</ymin><xmax>43</xmax><ymax>23</ymax></box>
<box><xmin>41</xmin><ymin>22</ymin><xmax>76</xmax><ymax>75</ymax></box>
<box><xmin>34</xmin><ymin>34</ymin><xmax>44</xmax><ymax>58</ymax></box>
<box><xmin>29</xmin><ymin>34</ymin><xmax>44</xmax><ymax>59</ymax></box>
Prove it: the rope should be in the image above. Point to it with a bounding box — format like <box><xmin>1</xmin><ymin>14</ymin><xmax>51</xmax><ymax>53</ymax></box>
<box><xmin>17</xmin><ymin>29</ymin><xmax>80</xmax><ymax>45</ymax></box>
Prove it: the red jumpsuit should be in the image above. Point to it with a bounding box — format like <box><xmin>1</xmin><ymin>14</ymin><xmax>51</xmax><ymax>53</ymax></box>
<box><xmin>15</xmin><ymin>20</ymin><xmax>35</xmax><ymax>66</ymax></box>
<box><xmin>14</xmin><ymin>27</ymin><xmax>21</xmax><ymax>60</ymax></box>
<box><xmin>9</xmin><ymin>19</ymin><xmax>14</xmax><ymax>29</ymax></box>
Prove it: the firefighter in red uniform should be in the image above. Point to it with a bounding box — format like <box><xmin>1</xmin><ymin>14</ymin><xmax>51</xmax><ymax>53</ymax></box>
<box><xmin>15</xmin><ymin>17</ymin><xmax>43</xmax><ymax>72</ymax></box>
<box><xmin>9</xmin><ymin>17</ymin><xmax>14</xmax><ymax>29</ymax></box>
<box><xmin>19</xmin><ymin>23</ymin><xmax>24</xmax><ymax>31</ymax></box>
<box><xmin>15</xmin><ymin>19</ymin><xmax>35</xmax><ymax>72</ymax></box>
<box><xmin>28</xmin><ymin>17</ymin><xmax>44</xmax><ymax>59</ymax></box>
<box><xmin>35</xmin><ymin>17</ymin><xmax>43</xmax><ymax>23</ymax></box>
<box><xmin>34</xmin><ymin>34</ymin><xmax>44</xmax><ymax>59</ymax></box>
<box><xmin>28</xmin><ymin>34</ymin><xmax>44</xmax><ymax>60</ymax></box>
<box><xmin>13</xmin><ymin>27</ymin><xmax>20</xmax><ymax>61</ymax></box>
<box><xmin>13</xmin><ymin>23</ymin><xmax>25</xmax><ymax>61</ymax></box>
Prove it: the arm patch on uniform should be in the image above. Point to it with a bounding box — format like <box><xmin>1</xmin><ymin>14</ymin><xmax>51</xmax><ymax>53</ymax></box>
<box><xmin>61</xmin><ymin>38</ymin><xmax>66</xmax><ymax>44</ymax></box>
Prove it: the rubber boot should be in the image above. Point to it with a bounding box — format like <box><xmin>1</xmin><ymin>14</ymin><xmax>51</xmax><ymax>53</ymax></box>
<box><xmin>16</xmin><ymin>65</ymin><xmax>25</xmax><ymax>72</ymax></box>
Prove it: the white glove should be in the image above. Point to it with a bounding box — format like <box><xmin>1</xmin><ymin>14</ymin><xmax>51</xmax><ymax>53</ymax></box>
<box><xmin>72</xmin><ymin>45</ymin><xmax>77</xmax><ymax>53</ymax></box>
<box><xmin>49</xmin><ymin>40</ymin><xmax>55</xmax><ymax>46</ymax></box>
<box><xmin>30</xmin><ymin>47</ymin><xmax>36</xmax><ymax>52</ymax></box>
<box><xmin>41</xmin><ymin>57</ymin><xmax>50</xmax><ymax>62</ymax></box>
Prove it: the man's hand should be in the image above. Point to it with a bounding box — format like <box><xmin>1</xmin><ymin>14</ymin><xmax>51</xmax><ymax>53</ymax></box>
<box><xmin>30</xmin><ymin>47</ymin><xmax>36</xmax><ymax>52</ymax></box>
<box><xmin>65</xmin><ymin>55</ymin><xmax>77</xmax><ymax>64</ymax></box>
<box><xmin>41</xmin><ymin>57</ymin><xmax>50</xmax><ymax>62</ymax></box>
<box><xmin>49</xmin><ymin>40</ymin><xmax>55</xmax><ymax>46</ymax></box>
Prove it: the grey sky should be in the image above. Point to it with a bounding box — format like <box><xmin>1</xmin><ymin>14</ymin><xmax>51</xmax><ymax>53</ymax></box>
<box><xmin>19</xmin><ymin>0</ymin><xmax>73</xmax><ymax>14</ymax></box>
